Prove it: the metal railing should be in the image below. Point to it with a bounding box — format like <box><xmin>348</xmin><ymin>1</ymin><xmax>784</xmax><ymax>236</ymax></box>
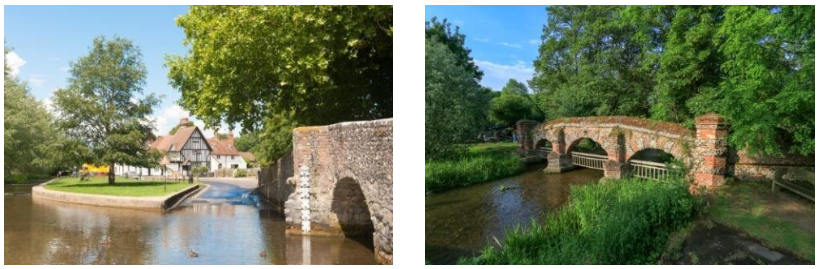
<box><xmin>628</xmin><ymin>159</ymin><xmax>681</xmax><ymax>180</ymax></box>
<box><xmin>538</xmin><ymin>147</ymin><xmax>552</xmax><ymax>158</ymax></box>
<box><xmin>570</xmin><ymin>151</ymin><xmax>607</xmax><ymax>170</ymax></box>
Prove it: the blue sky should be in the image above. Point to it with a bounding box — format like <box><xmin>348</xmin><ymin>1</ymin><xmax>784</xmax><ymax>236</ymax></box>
<box><xmin>425</xmin><ymin>5</ymin><xmax>547</xmax><ymax>92</ymax></box>
<box><xmin>4</xmin><ymin>5</ymin><xmax>236</xmax><ymax>137</ymax></box>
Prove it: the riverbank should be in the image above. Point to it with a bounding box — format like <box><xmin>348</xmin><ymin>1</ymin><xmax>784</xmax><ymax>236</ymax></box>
<box><xmin>708</xmin><ymin>181</ymin><xmax>814</xmax><ymax>261</ymax></box>
<box><xmin>33</xmin><ymin>178</ymin><xmax>202</xmax><ymax>210</ymax></box>
<box><xmin>461</xmin><ymin>177</ymin><xmax>696</xmax><ymax>265</ymax></box>
<box><xmin>44</xmin><ymin>177</ymin><xmax>192</xmax><ymax>196</ymax></box>
<box><xmin>7</xmin><ymin>179</ymin><xmax>377</xmax><ymax>264</ymax></box>
<box><xmin>440</xmin><ymin>175</ymin><xmax>814</xmax><ymax>265</ymax></box>
<box><xmin>425</xmin><ymin>142</ymin><xmax>525</xmax><ymax>193</ymax></box>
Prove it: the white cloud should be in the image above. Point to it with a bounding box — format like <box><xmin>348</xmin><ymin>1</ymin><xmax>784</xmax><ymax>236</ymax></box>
<box><xmin>28</xmin><ymin>75</ymin><xmax>45</xmax><ymax>87</ymax></box>
<box><xmin>475</xmin><ymin>59</ymin><xmax>535</xmax><ymax>91</ymax></box>
<box><xmin>42</xmin><ymin>98</ymin><xmax>55</xmax><ymax>114</ymax></box>
<box><xmin>497</xmin><ymin>42</ymin><xmax>522</xmax><ymax>49</ymax></box>
<box><xmin>473</xmin><ymin>37</ymin><xmax>490</xmax><ymax>43</ymax></box>
<box><xmin>5</xmin><ymin>51</ymin><xmax>26</xmax><ymax>77</ymax></box>
<box><xmin>153</xmin><ymin>104</ymin><xmax>190</xmax><ymax>135</ymax></box>
<box><xmin>152</xmin><ymin>104</ymin><xmax>240</xmax><ymax>138</ymax></box>
<box><xmin>529</xmin><ymin>39</ymin><xmax>541</xmax><ymax>45</ymax></box>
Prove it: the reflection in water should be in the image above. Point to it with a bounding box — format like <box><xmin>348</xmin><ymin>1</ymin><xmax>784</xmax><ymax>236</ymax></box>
<box><xmin>4</xmin><ymin>182</ymin><xmax>375</xmax><ymax>265</ymax></box>
<box><xmin>425</xmin><ymin>165</ymin><xmax>603</xmax><ymax>264</ymax></box>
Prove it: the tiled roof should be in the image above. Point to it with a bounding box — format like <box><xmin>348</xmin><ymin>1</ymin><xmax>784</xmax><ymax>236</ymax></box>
<box><xmin>149</xmin><ymin>126</ymin><xmax>203</xmax><ymax>152</ymax></box>
<box><xmin>207</xmin><ymin>137</ymin><xmax>239</xmax><ymax>156</ymax></box>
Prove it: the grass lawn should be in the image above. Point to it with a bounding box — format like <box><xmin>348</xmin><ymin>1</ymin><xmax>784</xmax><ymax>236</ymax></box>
<box><xmin>44</xmin><ymin>177</ymin><xmax>193</xmax><ymax>197</ymax></box>
<box><xmin>706</xmin><ymin>180</ymin><xmax>815</xmax><ymax>262</ymax></box>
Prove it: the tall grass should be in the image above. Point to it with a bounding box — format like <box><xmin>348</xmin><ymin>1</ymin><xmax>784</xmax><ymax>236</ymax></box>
<box><xmin>425</xmin><ymin>143</ymin><xmax>524</xmax><ymax>193</ymax></box>
<box><xmin>462</xmin><ymin>177</ymin><xmax>697</xmax><ymax>264</ymax></box>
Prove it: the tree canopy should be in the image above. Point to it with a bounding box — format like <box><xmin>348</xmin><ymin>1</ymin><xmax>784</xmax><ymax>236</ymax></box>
<box><xmin>426</xmin><ymin>17</ymin><xmax>483</xmax><ymax>81</ymax></box>
<box><xmin>488</xmin><ymin>79</ymin><xmax>542</xmax><ymax>126</ymax></box>
<box><xmin>425</xmin><ymin>38</ymin><xmax>491</xmax><ymax>159</ymax></box>
<box><xmin>166</xmin><ymin>6</ymin><xmax>393</xmax><ymax>163</ymax></box>
<box><xmin>532</xmin><ymin>5</ymin><xmax>814</xmax><ymax>156</ymax></box>
<box><xmin>53</xmin><ymin>36</ymin><xmax>161</xmax><ymax>184</ymax></box>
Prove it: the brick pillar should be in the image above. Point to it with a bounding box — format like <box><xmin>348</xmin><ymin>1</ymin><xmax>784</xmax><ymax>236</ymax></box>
<box><xmin>693</xmin><ymin>113</ymin><xmax>728</xmax><ymax>190</ymax></box>
<box><xmin>603</xmin><ymin>130</ymin><xmax>626</xmax><ymax>178</ymax></box>
<box><xmin>516</xmin><ymin>120</ymin><xmax>539</xmax><ymax>154</ymax></box>
<box><xmin>544</xmin><ymin>127</ymin><xmax>571</xmax><ymax>173</ymax></box>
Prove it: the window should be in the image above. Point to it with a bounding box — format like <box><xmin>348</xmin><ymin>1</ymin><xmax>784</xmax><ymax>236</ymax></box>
<box><xmin>231</xmin><ymin>164</ymin><xmax>238</xmax><ymax>169</ymax></box>
<box><xmin>231</xmin><ymin>155</ymin><xmax>235</xmax><ymax>160</ymax></box>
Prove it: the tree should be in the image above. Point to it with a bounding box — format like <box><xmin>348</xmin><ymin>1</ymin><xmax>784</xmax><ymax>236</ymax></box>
<box><xmin>532</xmin><ymin>6</ymin><xmax>656</xmax><ymax>120</ymax></box>
<box><xmin>53</xmin><ymin>36</ymin><xmax>161</xmax><ymax>185</ymax></box>
<box><xmin>426</xmin><ymin>38</ymin><xmax>488</xmax><ymax>159</ymax></box>
<box><xmin>425</xmin><ymin>17</ymin><xmax>483</xmax><ymax>80</ymax></box>
<box><xmin>488</xmin><ymin>79</ymin><xmax>541</xmax><ymax>126</ymax></box>
<box><xmin>706</xmin><ymin>6</ymin><xmax>815</xmax><ymax>156</ymax></box>
<box><xmin>166</xmin><ymin>6</ymin><xmax>392</xmax><ymax>163</ymax></box>
<box><xmin>532</xmin><ymin>6</ymin><xmax>813</xmax><ymax>157</ymax></box>
<box><xmin>651</xmin><ymin>6</ymin><xmax>724</xmax><ymax>124</ymax></box>
<box><xmin>4</xmin><ymin>48</ymin><xmax>55</xmax><ymax>179</ymax></box>
<box><xmin>234</xmin><ymin>131</ymin><xmax>259</xmax><ymax>152</ymax></box>
<box><xmin>500</xmin><ymin>79</ymin><xmax>529</xmax><ymax>96</ymax></box>
<box><xmin>489</xmin><ymin>94</ymin><xmax>536</xmax><ymax>127</ymax></box>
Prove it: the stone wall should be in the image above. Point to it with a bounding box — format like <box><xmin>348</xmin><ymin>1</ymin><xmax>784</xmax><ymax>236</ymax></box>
<box><xmin>728</xmin><ymin>148</ymin><xmax>814</xmax><ymax>182</ymax></box>
<box><xmin>257</xmin><ymin>149</ymin><xmax>294</xmax><ymax>213</ymax></box>
<box><xmin>271</xmin><ymin>118</ymin><xmax>393</xmax><ymax>264</ymax></box>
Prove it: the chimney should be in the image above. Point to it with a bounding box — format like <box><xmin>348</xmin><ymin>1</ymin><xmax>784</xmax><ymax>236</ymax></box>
<box><xmin>227</xmin><ymin>133</ymin><xmax>235</xmax><ymax>144</ymax></box>
<box><xmin>179</xmin><ymin>117</ymin><xmax>190</xmax><ymax>126</ymax></box>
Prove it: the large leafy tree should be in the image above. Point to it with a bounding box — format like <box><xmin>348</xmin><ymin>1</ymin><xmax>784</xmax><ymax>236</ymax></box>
<box><xmin>488</xmin><ymin>79</ymin><xmax>541</xmax><ymax>126</ymax></box>
<box><xmin>651</xmin><ymin>6</ymin><xmax>724</xmax><ymax>124</ymax></box>
<box><xmin>708</xmin><ymin>6</ymin><xmax>814</xmax><ymax>156</ymax></box>
<box><xmin>533</xmin><ymin>5</ymin><xmax>814</xmax><ymax>156</ymax></box>
<box><xmin>53</xmin><ymin>36</ymin><xmax>161</xmax><ymax>185</ymax></box>
<box><xmin>4</xmin><ymin>47</ymin><xmax>58</xmax><ymax>179</ymax></box>
<box><xmin>425</xmin><ymin>17</ymin><xmax>483</xmax><ymax>80</ymax></box>
<box><xmin>166</xmin><ymin>6</ymin><xmax>393</xmax><ymax>162</ymax></box>
<box><xmin>500</xmin><ymin>79</ymin><xmax>529</xmax><ymax>96</ymax></box>
<box><xmin>532</xmin><ymin>6</ymin><xmax>656</xmax><ymax>121</ymax></box>
<box><xmin>4</xmin><ymin>46</ymin><xmax>86</xmax><ymax>181</ymax></box>
<box><xmin>426</xmin><ymin>39</ymin><xmax>489</xmax><ymax>159</ymax></box>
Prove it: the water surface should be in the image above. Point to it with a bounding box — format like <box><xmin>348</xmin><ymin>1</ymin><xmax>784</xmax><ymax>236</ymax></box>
<box><xmin>425</xmin><ymin>166</ymin><xmax>603</xmax><ymax>264</ymax></box>
<box><xmin>4</xmin><ymin>181</ymin><xmax>375</xmax><ymax>265</ymax></box>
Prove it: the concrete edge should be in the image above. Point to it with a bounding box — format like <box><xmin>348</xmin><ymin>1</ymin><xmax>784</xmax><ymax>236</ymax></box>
<box><xmin>32</xmin><ymin>179</ymin><xmax>201</xmax><ymax>211</ymax></box>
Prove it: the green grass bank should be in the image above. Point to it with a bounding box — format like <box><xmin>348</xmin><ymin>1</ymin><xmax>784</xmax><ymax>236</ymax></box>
<box><xmin>462</xmin><ymin>177</ymin><xmax>697</xmax><ymax>264</ymax></box>
<box><xmin>425</xmin><ymin>142</ymin><xmax>525</xmax><ymax>193</ymax></box>
<box><xmin>44</xmin><ymin>177</ymin><xmax>193</xmax><ymax>197</ymax></box>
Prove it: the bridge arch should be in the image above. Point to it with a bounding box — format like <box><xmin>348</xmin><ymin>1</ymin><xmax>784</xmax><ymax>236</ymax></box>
<box><xmin>331</xmin><ymin>177</ymin><xmax>375</xmax><ymax>238</ymax></box>
<box><xmin>516</xmin><ymin>114</ymin><xmax>729</xmax><ymax>190</ymax></box>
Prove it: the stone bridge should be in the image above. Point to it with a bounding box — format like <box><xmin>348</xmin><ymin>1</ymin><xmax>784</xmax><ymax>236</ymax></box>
<box><xmin>516</xmin><ymin>113</ymin><xmax>729</xmax><ymax>189</ymax></box>
<box><xmin>257</xmin><ymin>118</ymin><xmax>393</xmax><ymax>264</ymax></box>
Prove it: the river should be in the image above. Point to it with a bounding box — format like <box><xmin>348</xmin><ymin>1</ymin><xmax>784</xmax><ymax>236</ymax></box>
<box><xmin>4</xmin><ymin>179</ymin><xmax>376</xmax><ymax>265</ymax></box>
<box><xmin>425</xmin><ymin>165</ymin><xmax>603</xmax><ymax>264</ymax></box>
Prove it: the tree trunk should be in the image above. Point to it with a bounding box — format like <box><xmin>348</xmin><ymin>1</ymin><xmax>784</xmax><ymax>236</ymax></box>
<box><xmin>108</xmin><ymin>163</ymin><xmax>116</xmax><ymax>185</ymax></box>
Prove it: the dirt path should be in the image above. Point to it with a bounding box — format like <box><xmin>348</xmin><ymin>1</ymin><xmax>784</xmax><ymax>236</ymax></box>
<box><xmin>664</xmin><ymin>220</ymin><xmax>812</xmax><ymax>265</ymax></box>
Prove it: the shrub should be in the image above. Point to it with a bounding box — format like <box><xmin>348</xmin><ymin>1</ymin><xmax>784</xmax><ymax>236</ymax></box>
<box><xmin>234</xmin><ymin>169</ymin><xmax>248</xmax><ymax>177</ymax></box>
<box><xmin>462</xmin><ymin>177</ymin><xmax>697</xmax><ymax>264</ymax></box>
<box><xmin>4</xmin><ymin>173</ymin><xmax>51</xmax><ymax>184</ymax></box>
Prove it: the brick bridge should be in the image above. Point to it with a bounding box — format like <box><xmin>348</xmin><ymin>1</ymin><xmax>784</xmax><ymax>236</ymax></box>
<box><xmin>257</xmin><ymin>118</ymin><xmax>393</xmax><ymax>264</ymax></box>
<box><xmin>516</xmin><ymin>113</ymin><xmax>728</xmax><ymax>189</ymax></box>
